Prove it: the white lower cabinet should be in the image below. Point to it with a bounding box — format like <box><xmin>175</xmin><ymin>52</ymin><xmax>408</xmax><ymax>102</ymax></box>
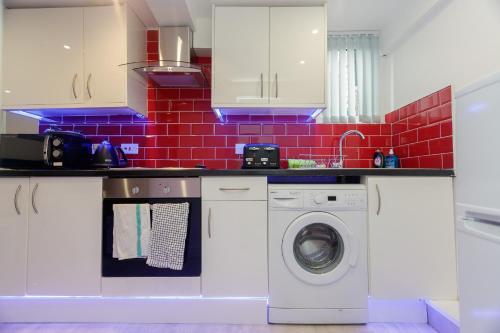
<box><xmin>201</xmin><ymin>177</ymin><xmax>268</xmax><ymax>297</ymax></box>
<box><xmin>0</xmin><ymin>177</ymin><xmax>102</xmax><ymax>296</ymax></box>
<box><xmin>0</xmin><ymin>178</ymin><xmax>30</xmax><ymax>296</ymax></box>
<box><xmin>367</xmin><ymin>176</ymin><xmax>457</xmax><ymax>299</ymax></box>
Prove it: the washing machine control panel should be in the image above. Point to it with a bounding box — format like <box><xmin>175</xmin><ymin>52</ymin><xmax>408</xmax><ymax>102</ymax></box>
<box><xmin>304</xmin><ymin>190</ymin><xmax>367</xmax><ymax>210</ymax></box>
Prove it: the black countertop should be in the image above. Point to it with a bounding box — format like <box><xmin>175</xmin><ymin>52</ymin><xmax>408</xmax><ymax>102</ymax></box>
<box><xmin>0</xmin><ymin>168</ymin><xmax>454</xmax><ymax>178</ymax></box>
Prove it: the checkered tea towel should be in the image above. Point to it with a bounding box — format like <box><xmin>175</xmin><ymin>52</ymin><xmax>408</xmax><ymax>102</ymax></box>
<box><xmin>146</xmin><ymin>203</ymin><xmax>190</xmax><ymax>270</ymax></box>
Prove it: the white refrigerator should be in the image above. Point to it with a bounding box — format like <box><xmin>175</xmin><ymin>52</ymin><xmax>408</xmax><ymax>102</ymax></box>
<box><xmin>455</xmin><ymin>73</ymin><xmax>500</xmax><ymax>333</ymax></box>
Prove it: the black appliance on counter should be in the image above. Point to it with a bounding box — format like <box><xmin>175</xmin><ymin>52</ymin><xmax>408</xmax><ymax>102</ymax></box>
<box><xmin>102</xmin><ymin>178</ymin><xmax>201</xmax><ymax>277</ymax></box>
<box><xmin>242</xmin><ymin>143</ymin><xmax>280</xmax><ymax>169</ymax></box>
<box><xmin>93</xmin><ymin>140</ymin><xmax>128</xmax><ymax>168</ymax></box>
<box><xmin>0</xmin><ymin>131</ymin><xmax>93</xmax><ymax>169</ymax></box>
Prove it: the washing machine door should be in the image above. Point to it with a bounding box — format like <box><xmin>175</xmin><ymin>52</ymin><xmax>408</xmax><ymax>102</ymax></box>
<box><xmin>282</xmin><ymin>211</ymin><xmax>358</xmax><ymax>285</ymax></box>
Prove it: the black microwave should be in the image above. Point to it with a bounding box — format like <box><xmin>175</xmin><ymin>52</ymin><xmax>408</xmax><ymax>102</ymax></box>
<box><xmin>0</xmin><ymin>131</ymin><xmax>93</xmax><ymax>169</ymax></box>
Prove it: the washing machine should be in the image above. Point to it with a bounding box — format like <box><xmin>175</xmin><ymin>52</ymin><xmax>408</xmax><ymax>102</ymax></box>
<box><xmin>268</xmin><ymin>184</ymin><xmax>368</xmax><ymax>324</ymax></box>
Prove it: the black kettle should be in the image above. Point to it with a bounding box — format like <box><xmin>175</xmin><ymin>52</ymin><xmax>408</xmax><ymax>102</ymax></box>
<box><xmin>93</xmin><ymin>140</ymin><xmax>128</xmax><ymax>168</ymax></box>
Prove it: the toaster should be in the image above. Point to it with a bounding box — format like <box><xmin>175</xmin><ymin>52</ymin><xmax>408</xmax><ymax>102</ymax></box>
<box><xmin>242</xmin><ymin>144</ymin><xmax>280</xmax><ymax>169</ymax></box>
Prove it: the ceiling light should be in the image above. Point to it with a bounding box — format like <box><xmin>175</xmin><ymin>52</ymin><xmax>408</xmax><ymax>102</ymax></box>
<box><xmin>4</xmin><ymin>89</ymin><xmax>11</xmax><ymax>94</ymax></box>
<box><xmin>63</xmin><ymin>45</ymin><xmax>71</xmax><ymax>50</ymax></box>
<box><xmin>300</xmin><ymin>60</ymin><xmax>305</xmax><ymax>65</ymax></box>
<box><xmin>312</xmin><ymin>29</ymin><xmax>319</xmax><ymax>34</ymax></box>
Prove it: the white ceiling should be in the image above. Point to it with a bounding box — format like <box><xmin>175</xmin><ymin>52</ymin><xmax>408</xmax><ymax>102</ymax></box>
<box><xmin>4</xmin><ymin>0</ymin><xmax>121</xmax><ymax>8</ymax></box>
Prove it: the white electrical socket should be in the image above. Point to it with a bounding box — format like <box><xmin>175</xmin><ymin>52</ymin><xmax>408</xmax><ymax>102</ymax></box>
<box><xmin>235</xmin><ymin>143</ymin><xmax>245</xmax><ymax>154</ymax></box>
<box><xmin>121</xmin><ymin>143</ymin><xmax>139</xmax><ymax>155</ymax></box>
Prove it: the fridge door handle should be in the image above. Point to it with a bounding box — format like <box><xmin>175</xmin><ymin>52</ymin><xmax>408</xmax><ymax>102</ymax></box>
<box><xmin>457</xmin><ymin>216</ymin><xmax>500</xmax><ymax>244</ymax></box>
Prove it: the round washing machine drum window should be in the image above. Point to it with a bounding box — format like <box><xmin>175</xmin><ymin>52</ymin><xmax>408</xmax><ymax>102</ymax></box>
<box><xmin>282</xmin><ymin>212</ymin><xmax>358</xmax><ymax>285</ymax></box>
<box><xmin>293</xmin><ymin>223</ymin><xmax>344</xmax><ymax>274</ymax></box>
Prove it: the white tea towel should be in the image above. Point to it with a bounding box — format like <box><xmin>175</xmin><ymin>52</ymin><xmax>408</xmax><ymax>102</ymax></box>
<box><xmin>147</xmin><ymin>203</ymin><xmax>190</xmax><ymax>270</ymax></box>
<box><xmin>113</xmin><ymin>204</ymin><xmax>151</xmax><ymax>260</ymax></box>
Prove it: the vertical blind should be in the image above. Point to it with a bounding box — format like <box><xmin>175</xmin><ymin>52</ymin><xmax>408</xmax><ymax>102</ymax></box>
<box><xmin>318</xmin><ymin>34</ymin><xmax>380</xmax><ymax>124</ymax></box>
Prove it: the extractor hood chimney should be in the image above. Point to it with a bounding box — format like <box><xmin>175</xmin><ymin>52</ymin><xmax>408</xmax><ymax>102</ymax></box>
<box><xmin>131</xmin><ymin>27</ymin><xmax>207</xmax><ymax>87</ymax></box>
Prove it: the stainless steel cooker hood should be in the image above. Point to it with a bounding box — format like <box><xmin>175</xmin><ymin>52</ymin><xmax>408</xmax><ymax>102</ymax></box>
<box><xmin>130</xmin><ymin>27</ymin><xmax>207</xmax><ymax>87</ymax></box>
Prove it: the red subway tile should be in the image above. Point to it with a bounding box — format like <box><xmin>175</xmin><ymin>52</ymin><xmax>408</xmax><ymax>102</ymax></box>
<box><xmin>194</xmin><ymin>101</ymin><xmax>212</xmax><ymax>111</ymax></box>
<box><xmin>262</xmin><ymin>124</ymin><xmax>286</xmax><ymax>135</ymax></box>
<box><xmin>250</xmin><ymin>115</ymin><xmax>274</xmax><ymax>122</ymax></box>
<box><xmin>156</xmin><ymin>112</ymin><xmax>179</xmax><ymax>123</ymax></box>
<box><xmin>392</xmin><ymin>134</ymin><xmax>400</xmax><ymax>147</ymax></box>
<box><xmin>226</xmin><ymin>136</ymin><xmax>251</xmax><ymax>146</ymax></box>
<box><xmin>203</xmin><ymin>136</ymin><xmax>226</xmax><ymax>147</ymax></box>
<box><xmin>275</xmin><ymin>136</ymin><xmax>298</xmax><ymax>147</ymax></box>
<box><xmin>226</xmin><ymin>159</ymin><xmax>242</xmax><ymax>169</ymax></box>
<box><xmin>321</xmin><ymin>136</ymin><xmax>340</xmax><ymax>147</ymax></box>
<box><xmin>86</xmin><ymin>116</ymin><xmax>109</xmax><ymax>123</ymax></box>
<box><xmin>87</xmin><ymin>136</ymin><xmax>109</xmax><ymax>144</ymax></box>
<box><xmin>418</xmin><ymin>92</ymin><xmax>439</xmax><ymax>112</ymax></box>
<box><xmin>429</xmin><ymin>137</ymin><xmax>453</xmax><ymax>154</ymax></box>
<box><xmin>156</xmin><ymin>136</ymin><xmax>179</xmax><ymax>147</ymax></box>
<box><xmin>441</xmin><ymin>103</ymin><xmax>452</xmax><ymax>120</ymax></box>
<box><xmin>442</xmin><ymin>153</ymin><xmax>454</xmax><ymax>169</ymax></box>
<box><xmin>311</xmin><ymin>147</ymin><xmax>335</xmax><ymax>156</ymax></box>
<box><xmin>73</xmin><ymin>125</ymin><xmax>97</xmax><ymax>135</ymax></box>
<box><xmin>399</xmin><ymin>129</ymin><xmax>418</xmax><ymax>145</ymax></box>
<box><xmin>344</xmin><ymin>160</ymin><xmax>371</xmax><ymax>168</ymax></box>
<box><xmin>145</xmin><ymin>148</ymin><xmax>168</xmax><ymax>159</ymax></box>
<box><xmin>192</xmin><ymin>124</ymin><xmax>214</xmax><ymax>135</ymax></box>
<box><xmin>406</xmin><ymin>102</ymin><xmax>418</xmax><ymax>117</ymax></box>
<box><xmin>359</xmin><ymin>148</ymin><xmax>375</xmax><ymax>159</ymax></box>
<box><xmin>169</xmin><ymin>148</ymin><xmax>191</xmax><ymax>159</ymax></box>
<box><xmin>133</xmin><ymin>136</ymin><xmax>156</xmax><ymax>147</ymax></box>
<box><xmin>392</xmin><ymin>119</ymin><xmax>408</xmax><ymax>135</ymax></box>
<box><xmin>274</xmin><ymin>115</ymin><xmax>298</xmax><ymax>123</ymax></box>
<box><xmin>356</xmin><ymin>124</ymin><xmax>381</xmax><ymax>135</ymax></box>
<box><xmin>179</xmin><ymin>136</ymin><xmax>203</xmax><ymax>147</ymax></box>
<box><xmin>298</xmin><ymin>136</ymin><xmax>322</xmax><ymax>147</ymax></box>
<box><xmin>409</xmin><ymin>141</ymin><xmax>430</xmax><ymax>156</ymax></box>
<box><xmin>215</xmin><ymin>124</ymin><xmax>237</xmax><ymax>135</ymax></box>
<box><xmin>155</xmin><ymin>101</ymin><xmax>170</xmax><ymax>111</ymax></box>
<box><xmin>407</xmin><ymin>112</ymin><xmax>428</xmax><ymax>130</ymax></box>
<box><xmin>239</xmin><ymin>124</ymin><xmax>261</xmax><ymax>135</ymax></box>
<box><xmin>203</xmin><ymin>160</ymin><xmax>226</xmax><ymax>169</ymax></box>
<box><xmin>148</xmin><ymin>88</ymin><xmax>156</xmax><ymax>100</ymax></box>
<box><xmin>109</xmin><ymin>136</ymin><xmax>133</xmax><ymax>146</ymax></box>
<box><xmin>331</xmin><ymin>124</ymin><xmax>357</xmax><ymax>135</ymax></box>
<box><xmin>439</xmin><ymin>86</ymin><xmax>452</xmax><ymax>105</ymax></box>
<box><xmin>286</xmin><ymin>124</ymin><xmax>309</xmax><ymax>135</ymax></box>
<box><xmin>180</xmin><ymin>160</ymin><xmax>203</xmax><ymax>168</ymax></box>
<box><xmin>63</xmin><ymin>116</ymin><xmax>86</xmax><ymax>123</ymax></box>
<box><xmin>109</xmin><ymin>115</ymin><xmax>133</xmax><ymax>123</ymax></box>
<box><xmin>419</xmin><ymin>154</ymin><xmax>443</xmax><ymax>168</ymax></box>
<box><xmin>180</xmin><ymin>89</ymin><xmax>204</xmax><ymax>99</ymax></box>
<box><xmin>216</xmin><ymin>148</ymin><xmax>236</xmax><ymax>159</ymax></box>
<box><xmin>147</xmin><ymin>30</ymin><xmax>159</xmax><ymax>42</ymax></box>
<box><xmin>401</xmin><ymin>157</ymin><xmax>419</xmax><ymax>168</ymax></box>
<box><xmin>192</xmin><ymin>148</ymin><xmax>215</xmax><ymax>159</ymax></box>
<box><xmin>345</xmin><ymin>135</ymin><xmax>369</xmax><ymax>147</ymax></box>
<box><xmin>310</xmin><ymin>124</ymin><xmax>333</xmax><ymax>135</ymax></box>
<box><xmin>394</xmin><ymin>145</ymin><xmax>409</xmax><ymax>158</ymax></box>
<box><xmin>286</xmin><ymin>147</ymin><xmax>312</xmax><ymax>159</ymax></box>
<box><xmin>98</xmin><ymin>125</ymin><xmax>120</xmax><ymax>135</ymax></box>
<box><xmin>167</xmin><ymin>124</ymin><xmax>190</xmax><ymax>135</ymax></box>
<box><xmin>133</xmin><ymin>159</ymin><xmax>156</xmax><ymax>168</ymax></box>
<box><xmin>251</xmin><ymin>136</ymin><xmax>274</xmax><ymax>144</ymax></box>
<box><xmin>147</xmin><ymin>53</ymin><xmax>159</xmax><ymax>62</ymax></box>
<box><xmin>121</xmin><ymin>125</ymin><xmax>145</xmax><ymax>135</ymax></box>
<box><xmin>385</xmin><ymin>110</ymin><xmax>399</xmax><ymax>124</ymax></box>
<box><xmin>203</xmin><ymin>89</ymin><xmax>211</xmax><ymax>99</ymax></box>
<box><xmin>342</xmin><ymin>148</ymin><xmax>359</xmax><ymax>160</ymax></box>
<box><xmin>381</xmin><ymin>124</ymin><xmax>391</xmax><ymax>135</ymax></box>
<box><xmin>203</xmin><ymin>112</ymin><xmax>219</xmax><ymax>123</ymax></box>
<box><xmin>440</xmin><ymin>120</ymin><xmax>453</xmax><ymax>137</ymax></box>
<box><xmin>171</xmin><ymin>100</ymin><xmax>194</xmax><ymax>111</ymax></box>
<box><xmin>226</xmin><ymin>115</ymin><xmax>250</xmax><ymax>123</ymax></box>
<box><xmin>156</xmin><ymin>160</ymin><xmax>180</xmax><ymax>168</ymax></box>
<box><xmin>157</xmin><ymin>88</ymin><xmax>180</xmax><ymax>100</ymax></box>
<box><xmin>418</xmin><ymin>123</ymin><xmax>440</xmax><ymax>141</ymax></box>
<box><xmin>146</xmin><ymin>124</ymin><xmax>167</xmax><ymax>135</ymax></box>
<box><xmin>370</xmin><ymin>135</ymin><xmax>392</xmax><ymax>147</ymax></box>
<box><xmin>180</xmin><ymin>112</ymin><xmax>203</xmax><ymax>123</ymax></box>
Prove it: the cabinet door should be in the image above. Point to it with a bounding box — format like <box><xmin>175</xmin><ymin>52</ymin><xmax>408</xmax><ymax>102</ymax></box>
<box><xmin>0</xmin><ymin>178</ymin><xmax>29</xmax><ymax>296</ymax></box>
<box><xmin>84</xmin><ymin>6</ymin><xmax>126</xmax><ymax>105</ymax></box>
<box><xmin>26</xmin><ymin>178</ymin><xmax>102</xmax><ymax>296</ymax></box>
<box><xmin>2</xmin><ymin>8</ymin><xmax>84</xmax><ymax>106</ymax></box>
<box><xmin>269</xmin><ymin>7</ymin><xmax>326</xmax><ymax>105</ymax></box>
<box><xmin>202</xmin><ymin>201</ymin><xmax>267</xmax><ymax>297</ymax></box>
<box><xmin>367</xmin><ymin>177</ymin><xmax>457</xmax><ymax>299</ymax></box>
<box><xmin>212</xmin><ymin>7</ymin><xmax>269</xmax><ymax>105</ymax></box>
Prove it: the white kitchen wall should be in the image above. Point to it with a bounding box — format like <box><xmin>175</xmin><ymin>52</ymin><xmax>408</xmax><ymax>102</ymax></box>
<box><xmin>0</xmin><ymin>0</ymin><xmax>4</xmax><ymax>133</ymax></box>
<box><xmin>388</xmin><ymin>0</ymin><xmax>500</xmax><ymax>109</ymax></box>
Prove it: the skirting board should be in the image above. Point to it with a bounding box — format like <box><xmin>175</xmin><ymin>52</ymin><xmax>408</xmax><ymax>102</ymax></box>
<box><xmin>368</xmin><ymin>298</ymin><xmax>428</xmax><ymax>323</ymax></box>
<box><xmin>0</xmin><ymin>297</ymin><xmax>267</xmax><ymax>324</ymax></box>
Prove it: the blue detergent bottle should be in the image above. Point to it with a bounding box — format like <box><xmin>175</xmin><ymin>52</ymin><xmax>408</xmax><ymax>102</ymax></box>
<box><xmin>384</xmin><ymin>148</ymin><xmax>400</xmax><ymax>168</ymax></box>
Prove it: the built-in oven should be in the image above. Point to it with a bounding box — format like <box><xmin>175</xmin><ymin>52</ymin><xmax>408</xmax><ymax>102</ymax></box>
<box><xmin>102</xmin><ymin>178</ymin><xmax>201</xmax><ymax>277</ymax></box>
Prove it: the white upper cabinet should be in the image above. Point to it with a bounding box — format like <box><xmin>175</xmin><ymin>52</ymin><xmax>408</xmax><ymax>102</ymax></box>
<box><xmin>3</xmin><ymin>8</ymin><xmax>85</xmax><ymax>106</ymax></box>
<box><xmin>212</xmin><ymin>7</ymin><xmax>269</xmax><ymax>105</ymax></box>
<box><xmin>2</xmin><ymin>5</ymin><xmax>147</xmax><ymax>116</ymax></box>
<box><xmin>270</xmin><ymin>7</ymin><xmax>326</xmax><ymax>105</ymax></box>
<box><xmin>212</xmin><ymin>5</ymin><xmax>326</xmax><ymax>109</ymax></box>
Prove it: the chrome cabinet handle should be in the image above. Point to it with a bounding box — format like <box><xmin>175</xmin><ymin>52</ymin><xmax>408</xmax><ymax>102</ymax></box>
<box><xmin>31</xmin><ymin>183</ymin><xmax>39</xmax><ymax>214</ymax></box>
<box><xmin>275</xmin><ymin>73</ymin><xmax>278</xmax><ymax>98</ymax></box>
<box><xmin>260</xmin><ymin>73</ymin><xmax>263</xmax><ymax>98</ymax></box>
<box><xmin>375</xmin><ymin>184</ymin><xmax>381</xmax><ymax>215</ymax></box>
<box><xmin>86</xmin><ymin>73</ymin><xmax>92</xmax><ymax>99</ymax></box>
<box><xmin>219</xmin><ymin>187</ymin><xmax>250</xmax><ymax>191</ymax></box>
<box><xmin>72</xmin><ymin>73</ymin><xmax>78</xmax><ymax>99</ymax></box>
<box><xmin>14</xmin><ymin>185</ymin><xmax>22</xmax><ymax>215</ymax></box>
<box><xmin>208</xmin><ymin>207</ymin><xmax>212</xmax><ymax>239</ymax></box>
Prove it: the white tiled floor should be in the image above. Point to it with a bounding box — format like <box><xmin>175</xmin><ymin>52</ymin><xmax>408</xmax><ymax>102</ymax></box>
<box><xmin>0</xmin><ymin>323</ymin><xmax>438</xmax><ymax>333</ymax></box>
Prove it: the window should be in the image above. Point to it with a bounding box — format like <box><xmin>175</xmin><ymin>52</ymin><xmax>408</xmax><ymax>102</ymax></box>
<box><xmin>318</xmin><ymin>34</ymin><xmax>380</xmax><ymax>124</ymax></box>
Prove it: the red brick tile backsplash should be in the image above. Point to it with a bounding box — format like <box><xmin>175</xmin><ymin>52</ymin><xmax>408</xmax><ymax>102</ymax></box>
<box><xmin>38</xmin><ymin>30</ymin><xmax>453</xmax><ymax>169</ymax></box>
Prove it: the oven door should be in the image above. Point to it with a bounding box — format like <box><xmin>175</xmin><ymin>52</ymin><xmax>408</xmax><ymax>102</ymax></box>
<box><xmin>101</xmin><ymin>178</ymin><xmax>201</xmax><ymax>278</ymax></box>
